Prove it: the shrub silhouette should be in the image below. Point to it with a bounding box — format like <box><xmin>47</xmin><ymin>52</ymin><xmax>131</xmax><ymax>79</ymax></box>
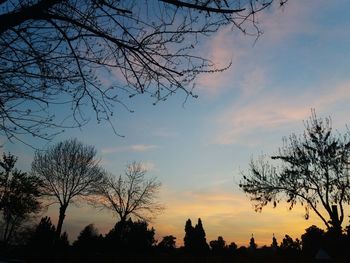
<box><xmin>210</xmin><ymin>236</ymin><xmax>226</xmax><ymax>253</ymax></box>
<box><xmin>301</xmin><ymin>225</ymin><xmax>325</xmax><ymax>257</ymax></box>
<box><xmin>104</xmin><ymin>219</ymin><xmax>155</xmax><ymax>253</ymax></box>
<box><xmin>158</xmin><ymin>235</ymin><xmax>176</xmax><ymax>252</ymax></box>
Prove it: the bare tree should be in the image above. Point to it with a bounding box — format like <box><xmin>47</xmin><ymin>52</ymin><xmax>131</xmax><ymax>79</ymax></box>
<box><xmin>98</xmin><ymin>162</ymin><xmax>163</xmax><ymax>224</ymax></box>
<box><xmin>0</xmin><ymin>0</ymin><xmax>288</xmax><ymax>144</ymax></box>
<box><xmin>239</xmin><ymin>111</ymin><xmax>350</xmax><ymax>235</ymax></box>
<box><xmin>31</xmin><ymin>138</ymin><xmax>105</xmax><ymax>238</ymax></box>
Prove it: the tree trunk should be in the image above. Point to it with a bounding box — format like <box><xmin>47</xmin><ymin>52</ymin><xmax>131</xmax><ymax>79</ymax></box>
<box><xmin>329</xmin><ymin>205</ymin><xmax>342</xmax><ymax>236</ymax></box>
<box><xmin>56</xmin><ymin>204</ymin><xmax>68</xmax><ymax>240</ymax></box>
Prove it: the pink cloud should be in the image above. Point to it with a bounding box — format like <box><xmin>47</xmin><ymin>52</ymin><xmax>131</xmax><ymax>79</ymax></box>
<box><xmin>212</xmin><ymin>80</ymin><xmax>350</xmax><ymax>145</ymax></box>
<box><xmin>195</xmin><ymin>27</ymin><xmax>245</xmax><ymax>95</ymax></box>
<box><xmin>195</xmin><ymin>0</ymin><xmax>321</xmax><ymax>97</ymax></box>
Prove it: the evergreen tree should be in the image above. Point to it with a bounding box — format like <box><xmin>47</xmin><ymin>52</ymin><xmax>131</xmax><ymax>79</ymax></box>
<box><xmin>73</xmin><ymin>224</ymin><xmax>101</xmax><ymax>252</ymax></box>
<box><xmin>271</xmin><ymin>234</ymin><xmax>278</xmax><ymax>251</ymax></box>
<box><xmin>194</xmin><ymin>218</ymin><xmax>209</xmax><ymax>252</ymax></box>
<box><xmin>59</xmin><ymin>231</ymin><xmax>70</xmax><ymax>248</ymax></box>
<box><xmin>249</xmin><ymin>234</ymin><xmax>257</xmax><ymax>251</ymax></box>
<box><xmin>27</xmin><ymin>216</ymin><xmax>56</xmax><ymax>250</ymax></box>
<box><xmin>184</xmin><ymin>219</ymin><xmax>194</xmax><ymax>251</ymax></box>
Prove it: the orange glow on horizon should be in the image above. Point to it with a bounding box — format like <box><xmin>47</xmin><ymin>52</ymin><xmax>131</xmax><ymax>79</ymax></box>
<box><xmin>43</xmin><ymin>190</ymin><xmax>345</xmax><ymax>248</ymax></box>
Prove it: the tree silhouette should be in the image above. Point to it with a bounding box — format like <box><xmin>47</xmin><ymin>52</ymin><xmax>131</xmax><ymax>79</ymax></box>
<box><xmin>210</xmin><ymin>236</ymin><xmax>226</xmax><ymax>253</ymax></box>
<box><xmin>97</xmin><ymin>162</ymin><xmax>163</xmax><ymax>224</ymax></box>
<box><xmin>0</xmin><ymin>153</ymin><xmax>41</xmax><ymax>246</ymax></box>
<box><xmin>184</xmin><ymin>218</ymin><xmax>194</xmax><ymax>251</ymax></box>
<box><xmin>73</xmin><ymin>224</ymin><xmax>102</xmax><ymax>252</ymax></box>
<box><xmin>0</xmin><ymin>0</ymin><xmax>289</xmax><ymax>143</ymax></box>
<box><xmin>183</xmin><ymin>218</ymin><xmax>209</xmax><ymax>253</ymax></box>
<box><xmin>301</xmin><ymin>225</ymin><xmax>325</xmax><ymax>256</ymax></box>
<box><xmin>249</xmin><ymin>234</ymin><xmax>257</xmax><ymax>251</ymax></box>
<box><xmin>271</xmin><ymin>234</ymin><xmax>278</xmax><ymax>251</ymax></box>
<box><xmin>228</xmin><ymin>242</ymin><xmax>238</xmax><ymax>253</ymax></box>
<box><xmin>280</xmin><ymin>235</ymin><xmax>300</xmax><ymax>252</ymax></box>
<box><xmin>240</xmin><ymin>111</ymin><xmax>350</xmax><ymax>235</ymax></box>
<box><xmin>31</xmin><ymin>138</ymin><xmax>105</xmax><ymax>239</ymax></box>
<box><xmin>158</xmin><ymin>235</ymin><xmax>176</xmax><ymax>252</ymax></box>
<box><xmin>105</xmin><ymin>219</ymin><xmax>155</xmax><ymax>253</ymax></box>
<box><xmin>27</xmin><ymin>216</ymin><xmax>56</xmax><ymax>250</ymax></box>
<box><xmin>26</xmin><ymin>215</ymin><xmax>70</xmax><ymax>259</ymax></box>
<box><xmin>194</xmin><ymin>218</ymin><xmax>209</xmax><ymax>252</ymax></box>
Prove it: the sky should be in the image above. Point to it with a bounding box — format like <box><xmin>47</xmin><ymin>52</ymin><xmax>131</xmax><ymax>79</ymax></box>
<box><xmin>3</xmin><ymin>0</ymin><xmax>350</xmax><ymax>247</ymax></box>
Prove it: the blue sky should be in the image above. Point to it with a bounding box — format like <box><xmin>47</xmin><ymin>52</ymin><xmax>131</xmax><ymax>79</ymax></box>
<box><xmin>3</xmin><ymin>0</ymin><xmax>350</xmax><ymax>246</ymax></box>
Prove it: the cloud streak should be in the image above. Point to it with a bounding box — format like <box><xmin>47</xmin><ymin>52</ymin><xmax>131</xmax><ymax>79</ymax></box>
<box><xmin>195</xmin><ymin>0</ymin><xmax>319</xmax><ymax>97</ymax></box>
<box><xmin>101</xmin><ymin>144</ymin><xmax>158</xmax><ymax>154</ymax></box>
<box><xmin>212</xmin><ymin>80</ymin><xmax>350</xmax><ymax>145</ymax></box>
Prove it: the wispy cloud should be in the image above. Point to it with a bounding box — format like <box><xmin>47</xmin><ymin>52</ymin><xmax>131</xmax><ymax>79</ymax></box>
<box><xmin>101</xmin><ymin>144</ymin><xmax>158</xmax><ymax>154</ymax></box>
<box><xmin>212</xmin><ymin>80</ymin><xmax>350</xmax><ymax>145</ymax></box>
<box><xmin>152</xmin><ymin>127</ymin><xmax>178</xmax><ymax>138</ymax></box>
<box><xmin>195</xmin><ymin>27</ymin><xmax>245</xmax><ymax>95</ymax></box>
<box><xmin>195</xmin><ymin>0</ymin><xmax>319</xmax><ymax>97</ymax></box>
<box><xmin>140</xmin><ymin>161</ymin><xmax>156</xmax><ymax>171</ymax></box>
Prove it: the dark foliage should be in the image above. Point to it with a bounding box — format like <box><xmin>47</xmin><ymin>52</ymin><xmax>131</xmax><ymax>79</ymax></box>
<box><xmin>73</xmin><ymin>224</ymin><xmax>103</xmax><ymax>253</ymax></box>
<box><xmin>209</xmin><ymin>236</ymin><xmax>228</xmax><ymax>255</ymax></box>
<box><xmin>271</xmin><ymin>234</ymin><xmax>278</xmax><ymax>251</ymax></box>
<box><xmin>240</xmin><ymin>111</ymin><xmax>350</xmax><ymax>235</ymax></box>
<box><xmin>104</xmin><ymin>218</ymin><xmax>155</xmax><ymax>253</ymax></box>
<box><xmin>26</xmin><ymin>216</ymin><xmax>70</xmax><ymax>262</ymax></box>
<box><xmin>279</xmin><ymin>234</ymin><xmax>301</xmax><ymax>258</ymax></box>
<box><xmin>27</xmin><ymin>216</ymin><xmax>56</xmax><ymax>251</ymax></box>
<box><xmin>249</xmin><ymin>234</ymin><xmax>257</xmax><ymax>251</ymax></box>
<box><xmin>301</xmin><ymin>225</ymin><xmax>325</xmax><ymax>257</ymax></box>
<box><xmin>157</xmin><ymin>235</ymin><xmax>176</xmax><ymax>252</ymax></box>
<box><xmin>0</xmin><ymin>153</ymin><xmax>41</xmax><ymax>246</ymax></box>
<box><xmin>183</xmin><ymin>218</ymin><xmax>209</xmax><ymax>253</ymax></box>
<box><xmin>210</xmin><ymin>236</ymin><xmax>226</xmax><ymax>253</ymax></box>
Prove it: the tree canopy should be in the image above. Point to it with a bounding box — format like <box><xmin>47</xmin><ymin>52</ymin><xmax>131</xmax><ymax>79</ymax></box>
<box><xmin>0</xmin><ymin>153</ymin><xmax>41</xmax><ymax>245</ymax></box>
<box><xmin>240</xmin><ymin>111</ymin><xmax>350</xmax><ymax>234</ymax></box>
<box><xmin>97</xmin><ymin>162</ymin><xmax>163</xmax><ymax>223</ymax></box>
<box><xmin>0</xmin><ymin>0</ymin><xmax>288</xmax><ymax>143</ymax></box>
<box><xmin>184</xmin><ymin>218</ymin><xmax>209</xmax><ymax>252</ymax></box>
<box><xmin>31</xmin><ymin>138</ymin><xmax>105</xmax><ymax>238</ymax></box>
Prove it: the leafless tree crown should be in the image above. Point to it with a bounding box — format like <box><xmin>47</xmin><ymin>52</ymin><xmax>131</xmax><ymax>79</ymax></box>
<box><xmin>31</xmin><ymin>138</ymin><xmax>104</xmax><ymax>205</ymax></box>
<box><xmin>31</xmin><ymin>138</ymin><xmax>105</xmax><ymax>236</ymax></box>
<box><xmin>0</xmin><ymin>0</ymin><xmax>288</xmax><ymax>143</ymax></box>
<box><xmin>98</xmin><ymin>161</ymin><xmax>163</xmax><ymax>223</ymax></box>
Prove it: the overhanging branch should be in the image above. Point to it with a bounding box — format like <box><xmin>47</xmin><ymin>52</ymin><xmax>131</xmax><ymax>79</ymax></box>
<box><xmin>160</xmin><ymin>0</ymin><xmax>246</xmax><ymax>14</ymax></box>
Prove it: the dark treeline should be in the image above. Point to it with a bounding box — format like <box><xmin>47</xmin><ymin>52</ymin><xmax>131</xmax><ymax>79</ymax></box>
<box><xmin>2</xmin><ymin>216</ymin><xmax>350</xmax><ymax>262</ymax></box>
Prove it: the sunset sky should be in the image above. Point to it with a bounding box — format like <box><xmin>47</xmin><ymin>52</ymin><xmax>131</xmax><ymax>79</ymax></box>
<box><xmin>3</xmin><ymin>0</ymin><xmax>350</xmax><ymax>247</ymax></box>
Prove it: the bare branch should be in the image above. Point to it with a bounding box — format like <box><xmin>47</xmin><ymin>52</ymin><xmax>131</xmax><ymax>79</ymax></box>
<box><xmin>97</xmin><ymin>161</ymin><xmax>163</xmax><ymax>223</ymax></box>
<box><xmin>240</xmin><ymin>111</ymin><xmax>350</xmax><ymax>234</ymax></box>
<box><xmin>31</xmin><ymin>138</ymin><xmax>105</xmax><ymax>237</ymax></box>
